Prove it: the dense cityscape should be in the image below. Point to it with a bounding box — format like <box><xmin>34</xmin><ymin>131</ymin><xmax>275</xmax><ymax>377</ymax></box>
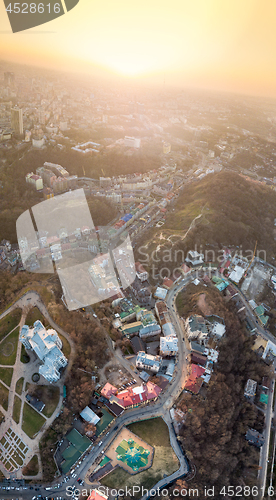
<box><xmin>1</xmin><ymin>14</ymin><xmax>276</xmax><ymax>500</ymax></box>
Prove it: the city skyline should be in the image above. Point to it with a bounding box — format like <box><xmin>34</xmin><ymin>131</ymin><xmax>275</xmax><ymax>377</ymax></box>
<box><xmin>0</xmin><ymin>0</ymin><xmax>276</xmax><ymax>97</ymax></box>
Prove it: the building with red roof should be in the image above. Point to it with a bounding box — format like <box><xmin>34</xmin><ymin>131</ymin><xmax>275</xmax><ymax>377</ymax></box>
<box><xmin>87</xmin><ymin>489</ymin><xmax>108</xmax><ymax>500</ymax></box>
<box><xmin>110</xmin><ymin>382</ymin><xmax>162</xmax><ymax>408</ymax></box>
<box><xmin>181</xmin><ymin>263</ymin><xmax>191</xmax><ymax>274</ymax></box>
<box><xmin>184</xmin><ymin>364</ymin><xmax>205</xmax><ymax>394</ymax></box>
<box><xmin>101</xmin><ymin>382</ymin><xmax>117</xmax><ymax>399</ymax></box>
<box><xmin>162</xmin><ymin>277</ymin><xmax>174</xmax><ymax>289</ymax></box>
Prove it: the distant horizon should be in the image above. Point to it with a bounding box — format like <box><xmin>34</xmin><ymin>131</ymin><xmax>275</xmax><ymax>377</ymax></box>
<box><xmin>1</xmin><ymin>0</ymin><xmax>276</xmax><ymax>99</ymax></box>
<box><xmin>2</xmin><ymin>55</ymin><xmax>276</xmax><ymax>104</ymax></box>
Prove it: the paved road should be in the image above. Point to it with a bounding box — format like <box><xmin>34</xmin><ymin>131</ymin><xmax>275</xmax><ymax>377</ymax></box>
<box><xmin>258</xmin><ymin>376</ymin><xmax>275</xmax><ymax>498</ymax></box>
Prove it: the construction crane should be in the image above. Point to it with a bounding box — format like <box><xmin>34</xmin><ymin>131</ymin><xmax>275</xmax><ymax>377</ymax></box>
<box><xmin>82</xmin><ymin>165</ymin><xmax>85</xmax><ymax>176</ymax></box>
<box><xmin>244</xmin><ymin>240</ymin><xmax>257</xmax><ymax>277</ymax></box>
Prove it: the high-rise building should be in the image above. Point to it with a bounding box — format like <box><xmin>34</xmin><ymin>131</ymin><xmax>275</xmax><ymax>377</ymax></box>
<box><xmin>11</xmin><ymin>107</ymin><xmax>23</xmax><ymax>135</ymax></box>
<box><xmin>4</xmin><ymin>72</ymin><xmax>15</xmax><ymax>87</ymax></box>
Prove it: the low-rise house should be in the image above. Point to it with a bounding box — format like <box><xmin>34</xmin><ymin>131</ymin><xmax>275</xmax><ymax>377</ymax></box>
<box><xmin>162</xmin><ymin>322</ymin><xmax>177</xmax><ymax>337</ymax></box>
<box><xmin>185</xmin><ymin>315</ymin><xmax>208</xmax><ymax>343</ymax></box>
<box><xmin>109</xmin><ymin>382</ymin><xmax>162</xmax><ymax>408</ymax></box>
<box><xmin>120</xmin><ymin>321</ymin><xmax>143</xmax><ymax>336</ymax></box>
<box><xmin>190</xmin><ymin>341</ymin><xmax>206</xmax><ymax>355</ymax></box>
<box><xmin>184</xmin><ymin>364</ymin><xmax>205</xmax><ymax>394</ymax></box>
<box><xmin>80</xmin><ymin>406</ymin><xmax>101</xmax><ymax>425</ymax></box>
<box><xmin>244</xmin><ymin>379</ymin><xmax>257</xmax><ymax>401</ymax></box>
<box><xmin>130</xmin><ymin>276</ymin><xmax>152</xmax><ymax>304</ymax></box>
<box><xmin>136</xmin><ymin>351</ymin><xmax>162</xmax><ymax>373</ymax></box>
<box><xmin>139</xmin><ymin>324</ymin><xmax>161</xmax><ymax>339</ymax></box>
<box><xmin>131</xmin><ymin>336</ymin><xmax>146</xmax><ymax>354</ymax></box>
<box><xmin>160</xmin><ymin>336</ymin><xmax>178</xmax><ymax>356</ymax></box>
<box><xmin>155</xmin><ymin>301</ymin><xmax>169</xmax><ymax>322</ymax></box>
<box><xmin>154</xmin><ymin>287</ymin><xmax>167</xmax><ymax>300</ymax></box>
<box><xmin>135</xmin><ymin>262</ymin><xmax>149</xmax><ymax>282</ymax></box>
<box><xmin>191</xmin><ymin>353</ymin><xmax>207</xmax><ymax>366</ymax></box>
<box><xmin>26</xmin><ymin>394</ymin><xmax>45</xmax><ymax>412</ymax></box>
<box><xmin>101</xmin><ymin>382</ymin><xmax>118</xmax><ymax>399</ymax></box>
<box><xmin>136</xmin><ymin>309</ymin><xmax>156</xmax><ymax>327</ymax></box>
<box><xmin>185</xmin><ymin>250</ymin><xmax>204</xmax><ymax>267</ymax></box>
<box><xmin>162</xmin><ymin>277</ymin><xmax>174</xmax><ymax>289</ymax></box>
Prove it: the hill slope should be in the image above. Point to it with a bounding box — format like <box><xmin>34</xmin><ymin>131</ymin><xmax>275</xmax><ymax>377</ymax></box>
<box><xmin>136</xmin><ymin>171</ymin><xmax>276</xmax><ymax>280</ymax></box>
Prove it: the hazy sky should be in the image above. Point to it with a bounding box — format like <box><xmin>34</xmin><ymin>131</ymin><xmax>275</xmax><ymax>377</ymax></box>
<box><xmin>1</xmin><ymin>0</ymin><xmax>276</xmax><ymax>96</ymax></box>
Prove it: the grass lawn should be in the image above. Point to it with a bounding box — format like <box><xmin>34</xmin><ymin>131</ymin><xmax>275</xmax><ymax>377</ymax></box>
<box><xmin>25</xmin><ymin>307</ymin><xmax>49</xmax><ymax>327</ymax></box>
<box><xmin>15</xmin><ymin>377</ymin><xmax>24</xmax><ymax>395</ymax></box>
<box><xmin>22</xmin><ymin>403</ymin><xmax>46</xmax><ymax>439</ymax></box>
<box><xmin>12</xmin><ymin>395</ymin><xmax>22</xmax><ymax>424</ymax></box>
<box><xmin>0</xmin><ymin>309</ymin><xmax>21</xmax><ymax>343</ymax></box>
<box><xmin>20</xmin><ymin>344</ymin><xmax>30</xmax><ymax>363</ymax></box>
<box><xmin>127</xmin><ymin>418</ymin><xmax>171</xmax><ymax>447</ymax></box>
<box><xmin>28</xmin><ymin>285</ymin><xmax>53</xmax><ymax>306</ymax></box>
<box><xmin>102</xmin><ymin>418</ymin><xmax>179</xmax><ymax>494</ymax></box>
<box><xmin>0</xmin><ymin>382</ymin><xmax>9</xmax><ymax>411</ymax></box>
<box><xmin>11</xmin><ymin>451</ymin><xmax>23</xmax><ymax>466</ymax></box>
<box><xmin>22</xmin><ymin>454</ymin><xmax>39</xmax><ymax>476</ymax></box>
<box><xmin>41</xmin><ymin>386</ymin><xmax>60</xmax><ymax>418</ymax></box>
<box><xmin>0</xmin><ymin>327</ymin><xmax>19</xmax><ymax>365</ymax></box>
<box><xmin>0</xmin><ymin>367</ymin><xmax>13</xmax><ymax>387</ymax></box>
<box><xmin>59</xmin><ymin>333</ymin><xmax>71</xmax><ymax>358</ymax></box>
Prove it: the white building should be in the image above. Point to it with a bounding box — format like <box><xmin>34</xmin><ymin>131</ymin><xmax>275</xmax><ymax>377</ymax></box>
<box><xmin>136</xmin><ymin>351</ymin><xmax>161</xmax><ymax>373</ymax></box>
<box><xmin>135</xmin><ymin>262</ymin><xmax>149</xmax><ymax>282</ymax></box>
<box><xmin>244</xmin><ymin>379</ymin><xmax>257</xmax><ymax>399</ymax></box>
<box><xmin>160</xmin><ymin>336</ymin><xmax>178</xmax><ymax>356</ymax></box>
<box><xmin>20</xmin><ymin>320</ymin><xmax>67</xmax><ymax>383</ymax></box>
<box><xmin>80</xmin><ymin>406</ymin><xmax>100</xmax><ymax>425</ymax></box>
<box><xmin>211</xmin><ymin>322</ymin><xmax>226</xmax><ymax>339</ymax></box>
<box><xmin>32</xmin><ymin>137</ymin><xmax>45</xmax><ymax>148</ymax></box>
<box><xmin>154</xmin><ymin>287</ymin><xmax>167</xmax><ymax>300</ymax></box>
<box><xmin>124</xmin><ymin>136</ymin><xmax>141</xmax><ymax>148</ymax></box>
<box><xmin>229</xmin><ymin>265</ymin><xmax>245</xmax><ymax>284</ymax></box>
<box><xmin>26</xmin><ymin>172</ymin><xmax>43</xmax><ymax>191</ymax></box>
<box><xmin>185</xmin><ymin>250</ymin><xmax>204</xmax><ymax>267</ymax></box>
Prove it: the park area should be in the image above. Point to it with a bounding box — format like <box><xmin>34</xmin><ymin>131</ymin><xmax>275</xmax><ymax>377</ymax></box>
<box><xmin>22</xmin><ymin>403</ymin><xmax>46</xmax><ymax>439</ymax></box>
<box><xmin>101</xmin><ymin>418</ymin><xmax>179</xmax><ymax>493</ymax></box>
<box><xmin>105</xmin><ymin>427</ymin><xmax>153</xmax><ymax>475</ymax></box>
<box><xmin>0</xmin><ymin>428</ymin><xmax>29</xmax><ymax>472</ymax></box>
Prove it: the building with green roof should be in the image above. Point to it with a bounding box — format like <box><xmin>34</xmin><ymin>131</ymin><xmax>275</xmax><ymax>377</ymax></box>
<box><xmin>96</xmin><ymin>409</ymin><xmax>115</xmax><ymax>436</ymax></box>
<box><xmin>255</xmin><ymin>305</ymin><xmax>269</xmax><ymax>326</ymax></box>
<box><xmin>260</xmin><ymin>393</ymin><xmax>268</xmax><ymax>404</ymax></box>
<box><xmin>61</xmin><ymin>429</ymin><xmax>91</xmax><ymax>474</ymax></box>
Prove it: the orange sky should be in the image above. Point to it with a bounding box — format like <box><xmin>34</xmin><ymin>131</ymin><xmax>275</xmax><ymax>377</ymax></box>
<box><xmin>1</xmin><ymin>0</ymin><xmax>276</xmax><ymax>96</ymax></box>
